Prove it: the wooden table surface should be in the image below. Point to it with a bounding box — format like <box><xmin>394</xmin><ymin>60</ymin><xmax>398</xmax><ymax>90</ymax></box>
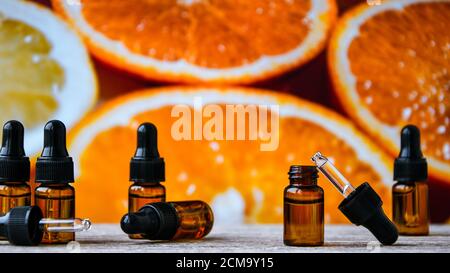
<box><xmin>1</xmin><ymin>224</ymin><xmax>449</xmax><ymax>253</ymax></box>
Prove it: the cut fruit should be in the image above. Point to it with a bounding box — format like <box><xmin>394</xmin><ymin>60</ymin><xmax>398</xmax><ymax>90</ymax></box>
<box><xmin>52</xmin><ymin>0</ymin><xmax>337</xmax><ymax>84</ymax></box>
<box><xmin>328</xmin><ymin>0</ymin><xmax>450</xmax><ymax>183</ymax></box>
<box><xmin>67</xmin><ymin>86</ymin><xmax>393</xmax><ymax>223</ymax></box>
<box><xmin>0</xmin><ymin>0</ymin><xmax>97</xmax><ymax>156</ymax></box>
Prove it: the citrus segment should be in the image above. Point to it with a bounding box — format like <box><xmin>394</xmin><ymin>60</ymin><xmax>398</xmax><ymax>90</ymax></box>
<box><xmin>68</xmin><ymin>87</ymin><xmax>392</xmax><ymax>223</ymax></box>
<box><xmin>0</xmin><ymin>17</ymin><xmax>63</xmax><ymax>129</ymax></box>
<box><xmin>329</xmin><ymin>0</ymin><xmax>450</xmax><ymax>182</ymax></box>
<box><xmin>0</xmin><ymin>0</ymin><xmax>97</xmax><ymax>156</ymax></box>
<box><xmin>53</xmin><ymin>0</ymin><xmax>337</xmax><ymax>83</ymax></box>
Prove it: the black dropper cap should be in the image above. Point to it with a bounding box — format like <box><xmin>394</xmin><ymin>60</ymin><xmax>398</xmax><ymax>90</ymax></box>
<box><xmin>120</xmin><ymin>202</ymin><xmax>179</xmax><ymax>240</ymax></box>
<box><xmin>35</xmin><ymin>120</ymin><xmax>74</xmax><ymax>183</ymax></box>
<box><xmin>0</xmin><ymin>121</ymin><xmax>30</xmax><ymax>182</ymax></box>
<box><xmin>394</xmin><ymin>125</ymin><xmax>428</xmax><ymax>182</ymax></box>
<box><xmin>130</xmin><ymin>123</ymin><xmax>165</xmax><ymax>183</ymax></box>
<box><xmin>0</xmin><ymin>206</ymin><xmax>43</xmax><ymax>246</ymax></box>
<box><xmin>339</xmin><ymin>182</ymin><xmax>398</xmax><ymax>245</ymax></box>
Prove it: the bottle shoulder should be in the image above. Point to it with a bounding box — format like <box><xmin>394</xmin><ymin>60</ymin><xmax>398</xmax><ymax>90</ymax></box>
<box><xmin>35</xmin><ymin>183</ymin><xmax>75</xmax><ymax>196</ymax></box>
<box><xmin>393</xmin><ymin>181</ymin><xmax>428</xmax><ymax>188</ymax></box>
<box><xmin>284</xmin><ymin>184</ymin><xmax>324</xmax><ymax>193</ymax></box>
<box><xmin>129</xmin><ymin>182</ymin><xmax>165</xmax><ymax>193</ymax></box>
<box><xmin>0</xmin><ymin>182</ymin><xmax>31</xmax><ymax>194</ymax></box>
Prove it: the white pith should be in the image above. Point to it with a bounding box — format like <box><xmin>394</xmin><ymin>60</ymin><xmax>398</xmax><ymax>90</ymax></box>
<box><xmin>69</xmin><ymin>88</ymin><xmax>393</xmax><ymax>186</ymax></box>
<box><xmin>332</xmin><ymin>0</ymin><xmax>450</xmax><ymax>176</ymax></box>
<box><xmin>0</xmin><ymin>0</ymin><xmax>96</xmax><ymax>155</ymax></box>
<box><xmin>59</xmin><ymin>0</ymin><xmax>332</xmax><ymax>81</ymax></box>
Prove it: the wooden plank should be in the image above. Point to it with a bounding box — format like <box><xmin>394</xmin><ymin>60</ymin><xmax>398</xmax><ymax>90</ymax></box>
<box><xmin>0</xmin><ymin>224</ymin><xmax>449</xmax><ymax>253</ymax></box>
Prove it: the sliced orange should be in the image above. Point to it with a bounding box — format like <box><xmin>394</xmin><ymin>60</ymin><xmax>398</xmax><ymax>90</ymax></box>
<box><xmin>52</xmin><ymin>0</ymin><xmax>337</xmax><ymax>84</ymax></box>
<box><xmin>0</xmin><ymin>0</ymin><xmax>97</xmax><ymax>155</ymax></box>
<box><xmin>67</xmin><ymin>86</ymin><xmax>393</xmax><ymax>223</ymax></box>
<box><xmin>329</xmin><ymin>0</ymin><xmax>450</xmax><ymax>183</ymax></box>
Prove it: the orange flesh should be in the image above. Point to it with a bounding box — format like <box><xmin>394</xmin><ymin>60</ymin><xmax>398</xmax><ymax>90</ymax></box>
<box><xmin>0</xmin><ymin>16</ymin><xmax>63</xmax><ymax>128</ymax></box>
<box><xmin>348</xmin><ymin>3</ymin><xmax>450</xmax><ymax>162</ymax></box>
<box><xmin>75</xmin><ymin>106</ymin><xmax>389</xmax><ymax>223</ymax></box>
<box><xmin>80</xmin><ymin>0</ymin><xmax>312</xmax><ymax>68</ymax></box>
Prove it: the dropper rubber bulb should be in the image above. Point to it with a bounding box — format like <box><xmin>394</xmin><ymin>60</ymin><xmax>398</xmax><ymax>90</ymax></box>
<box><xmin>41</xmin><ymin>120</ymin><xmax>69</xmax><ymax>158</ymax></box>
<box><xmin>135</xmin><ymin>123</ymin><xmax>159</xmax><ymax>159</ymax></box>
<box><xmin>35</xmin><ymin>120</ymin><xmax>74</xmax><ymax>183</ymax></box>
<box><xmin>130</xmin><ymin>123</ymin><xmax>165</xmax><ymax>183</ymax></box>
<box><xmin>311</xmin><ymin>152</ymin><xmax>398</xmax><ymax>245</ymax></box>
<box><xmin>394</xmin><ymin>125</ymin><xmax>428</xmax><ymax>182</ymax></box>
<box><xmin>0</xmin><ymin>206</ymin><xmax>90</xmax><ymax>246</ymax></box>
<box><xmin>0</xmin><ymin>120</ymin><xmax>30</xmax><ymax>182</ymax></box>
<box><xmin>1</xmin><ymin>120</ymin><xmax>26</xmax><ymax>157</ymax></box>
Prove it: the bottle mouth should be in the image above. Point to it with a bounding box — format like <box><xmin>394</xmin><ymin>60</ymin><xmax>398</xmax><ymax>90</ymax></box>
<box><xmin>288</xmin><ymin>165</ymin><xmax>318</xmax><ymax>180</ymax></box>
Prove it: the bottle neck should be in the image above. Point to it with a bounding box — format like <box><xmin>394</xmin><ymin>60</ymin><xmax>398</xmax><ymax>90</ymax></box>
<box><xmin>132</xmin><ymin>181</ymin><xmax>162</xmax><ymax>185</ymax></box>
<box><xmin>288</xmin><ymin>165</ymin><xmax>318</xmax><ymax>186</ymax></box>
<box><xmin>289</xmin><ymin>177</ymin><xmax>317</xmax><ymax>186</ymax></box>
<box><xmin>0</xmin><ymin>181</ymin><xmax>28</xmax><ymax>185</ymax></box>
<box><xmin>37</xmin><ymin>182</ymin><xmax>71</xmax><ymax>187</ymax></box>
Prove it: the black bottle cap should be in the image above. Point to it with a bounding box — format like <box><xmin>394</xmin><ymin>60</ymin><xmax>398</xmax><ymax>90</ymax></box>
<box><xmin>339</xmin><ymin>182</ymin><xmax>398</xmax><ymax>245</ymax></box>
<box><xmin>35</xmin><ymin>120</ymin><xmax>74</xmax><ymax>183</ymax></box>
<box><xmin>130</xmin><ymin>123</ymin><xmax>165</xmax><ymax>183</ymax></box>
<box><xmin>120</xmin><ymin>202</ymin><xmax>178</xmax><ymax>240</ymax></box>
<box><xmin>0</xmin><ymin>121</ymin><xmax>30</xmax><ymax>182</ymax></box>
<box><xmin>0</xmin><ymin>206</ymin><xmax>43</xmax><ymax>246</ymax></box>
<box><xmin>394</xmin><ymin>125</ymin><xmax>428</xmax><ymax>182</ymax></box>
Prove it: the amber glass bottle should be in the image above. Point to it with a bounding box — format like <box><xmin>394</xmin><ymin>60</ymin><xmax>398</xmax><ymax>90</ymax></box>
<box><xmin>284</xmin><ymin>165</ymin><xmax>324</xmax><ymax>246</ymax></box>
<box><xmin>121</xmin><ymin>201</ymin><xmax>214</xmax><ymax>240</ymax></box>
<box><xmin>393</xmin><ymin>125</ymin><xmax>429</xmax><ymax>235</ymax></box>
<box><xmin>0</xmin><ymin>121</ymin><xmax>31</xmax><ymax>240</ymax></box>
<box><xmin>128</xmin><ymin>123</ymin><xmax>166</xmax><ymax>239</ymax></box>
<box><xmin>35</xmin><ymin>120</ymin><xmax>75</xmax><ymax>244</ymax></box>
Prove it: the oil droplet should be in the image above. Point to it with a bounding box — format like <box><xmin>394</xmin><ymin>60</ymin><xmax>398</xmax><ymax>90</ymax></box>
<box><xmin>286</xmin><ymin>153</ymin><xmax>295</xmax><ymax>162</ymax></box>
<box><xmin>209</xmin><ymin>141</ymin><xmax>220</xmax><ymax>151</ymax></box>
<box><xmin>177</xmin><ymin>172</ymin><xmax>188</xmax><ymax>182</ymax></box>
<box><xmin>217</xmin><ymin>44</ymin><xmax>226</xmax><ymax>53</ymax></box>
<box><xmin>437</xmin><ymin>125</ymin><xmax>446</xmax><ymax>134</ymax></box>
<box><xmin>443</xmin><ymin>143</ymin><xmax>450</xmax><ymax>160</ymax></box>
<box><xmin>392</xmin><ymin>90</ymin><xmax>400</xmax><ymax>98</ymax></box>
<box><xmin>420</xmin><ymin>96</ymin><xmax>428</xmax><ymax>104</ymax></box>
<box><xmin>363</xmin><ymin>80</ymin><xmax>372</xmax><ymax>90</ymax></box>
<box><xmin>402</xmin><ymin>107</ymin><xmax>412</xmax><ymax>120</ymax></box>
<box><xmin>216</xmin><ymin>154</ymin><xmax>224</xmax><ymax>164</ymax></box>
<box><xmin>186</xmin><ymin>184</ymin><xmax>196</xmax><ymax>195</ymax></box>
<box><xmin>408</xmin><ymin>91</ymin><xmax>418</xmax><ymax>101</ymax></box>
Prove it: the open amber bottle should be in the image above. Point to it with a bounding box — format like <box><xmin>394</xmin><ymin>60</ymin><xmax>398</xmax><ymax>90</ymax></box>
<box><xmin>284</xmin><ymin>165</ymin><xmax>324</xmax><ymax>246</ymax></box>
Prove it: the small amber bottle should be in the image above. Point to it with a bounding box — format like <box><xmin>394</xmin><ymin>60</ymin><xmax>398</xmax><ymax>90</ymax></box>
<box><xmin>35</xmin><ymin>120</ymin><xmax>75</xmax><ymax>244</ymax></box>
<box><xmin>128</xmin><ymin>123</ymin><xmax>166</xmax><ymax>239</ymax></box>
<box><xmin>284</xmin><ymin>165</ymin><xmax>324</xmax><ymax>246</ymax></box>
<box><xmin>121</xmin><ymin>201</ymin><xmax>214</xmax><ymax>240</ymax></box>
<box><xmin>393</xmin><ymin>125</ymin><xmax>429</xmax><ymax>235</ymax></box>
<box><xmin>0</xmin><ymin>121</ymin><xmax>31</xmax><ymax>240</ymax></box>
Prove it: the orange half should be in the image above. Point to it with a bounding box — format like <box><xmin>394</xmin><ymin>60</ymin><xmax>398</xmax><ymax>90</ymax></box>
<box><xmin>67</xmin><ymin>86</ymin><xmax>393</xmax><ymax>223</ymax></box>
<box><xmin>329</xmin><ymin>0</ymin><xmax>450</xmax><ymax>183</ymax></box>
<box><xmin>52</xmin><ymin>0</ymin><xmax>337</xmax><ymax>84</ymax></box>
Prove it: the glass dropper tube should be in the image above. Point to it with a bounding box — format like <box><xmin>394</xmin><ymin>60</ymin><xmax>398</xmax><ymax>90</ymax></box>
<box><xmin>311</xmin><ymin>152</ymin><xmax>355</xmax><ymax>198</ymax></box>
<box><xmin>39</xmin><ymin>218</ymin><xmax>92</xmax><ymax>233</ymax></box>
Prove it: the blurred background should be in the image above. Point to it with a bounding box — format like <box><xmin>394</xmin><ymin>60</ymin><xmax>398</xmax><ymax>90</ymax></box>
<box><xmin>1</xmin><ymin>0</ymin><xmax>449</xmax><ymax>223</ymax></box>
